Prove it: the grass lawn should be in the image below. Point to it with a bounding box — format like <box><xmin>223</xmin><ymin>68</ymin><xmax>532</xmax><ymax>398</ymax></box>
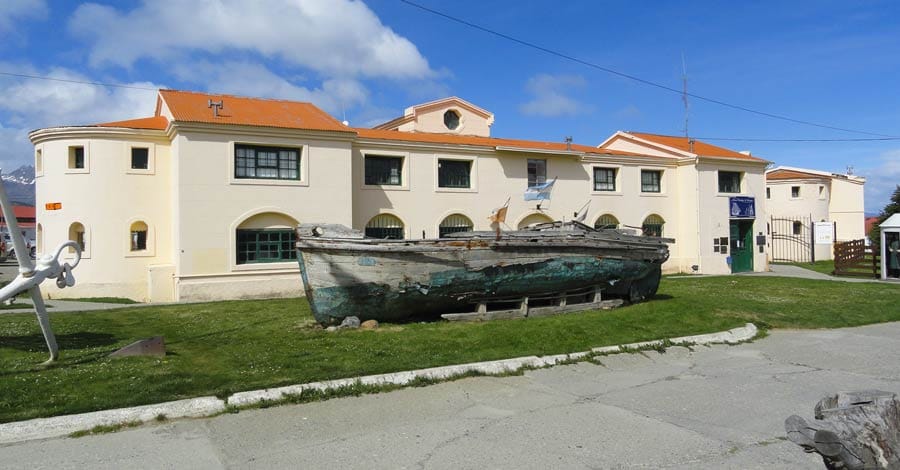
<box><xmin>1</xmin><ymin>276</ymin><xmax>898</xmax><ymax>423</ymax></box>
<box><xmin>774</xmin><ymin>260</ymin><xmax>836</xmax><ymax>276</ymax></box>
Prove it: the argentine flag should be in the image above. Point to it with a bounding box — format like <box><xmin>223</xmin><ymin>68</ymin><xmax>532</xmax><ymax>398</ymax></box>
<box><xmin>524</xmin><ymin>177</ymin><xmax>557</xmax><ymax>201</ymax></box>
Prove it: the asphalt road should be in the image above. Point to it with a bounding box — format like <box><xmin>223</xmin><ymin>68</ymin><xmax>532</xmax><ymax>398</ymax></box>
<box><xmin>3</xmin><ymin>322</ymin><xmax>900</xmax><ymax>469</ymax></box>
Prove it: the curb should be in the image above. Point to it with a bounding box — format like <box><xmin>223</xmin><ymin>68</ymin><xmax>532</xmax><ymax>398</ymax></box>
<box><xmin>0</xmin><ymin>397</ymin><xmax>224</xmax><ymax>444</ymax></box>
<box><xmin>0</xmin><ymin>323</ymin><xmax>757</xmax><ymax>444</ymax></box>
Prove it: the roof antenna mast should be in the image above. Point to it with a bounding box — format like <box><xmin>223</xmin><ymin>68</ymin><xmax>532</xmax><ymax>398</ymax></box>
<box><xmin>681</xmin><ymin>52</ymin><xmax>689</xmax><ymax>138</ymax></box>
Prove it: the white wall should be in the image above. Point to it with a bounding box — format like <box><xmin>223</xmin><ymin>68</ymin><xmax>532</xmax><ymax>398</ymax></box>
<box><xmin>829</xmin><ymin>177</ymin><xmax>865</xmax><ymax>242</ymax></box>
<box><xmin>171</xmin><ymin>129</ymin><xmax>354</xmax><ymax>301</ymax></box>
<box><xmin>34</xmin><ymin>132</ymin><xmax>173</xmax><ymax>301</ymax></box>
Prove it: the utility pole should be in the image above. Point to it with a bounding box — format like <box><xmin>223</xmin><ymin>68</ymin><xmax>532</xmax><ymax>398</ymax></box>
<box><xmin>682</xmin><ymin>52</ymin><xmax>689</xmax><ymax>138</ymax></box>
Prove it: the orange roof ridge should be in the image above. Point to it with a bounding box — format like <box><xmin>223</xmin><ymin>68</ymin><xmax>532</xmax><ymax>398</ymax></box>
<box><xmin>158</xmin><ymin>90</ymin><xmax>352</xmax><ymax>133</ymax></box>
<box><xmin>626</xmin><ymin>131</ymin><xmax>767</xmax><ymax>162</ymax></box>
<box><xmin>355</xmin><ymin>128</ymin><xmax>644</xmax><ymax>157</ymax></box>
<box><xmin>94</xmin><ymin>116</ymin><xmax>168</xmax><ymax>130</ymax></box>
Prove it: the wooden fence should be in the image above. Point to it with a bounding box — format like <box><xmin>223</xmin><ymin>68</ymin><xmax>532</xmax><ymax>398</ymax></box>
<box><xmin>833</xmin><ymin>239</ymin><xmax>881</xmax><ymax>278</ymax></box>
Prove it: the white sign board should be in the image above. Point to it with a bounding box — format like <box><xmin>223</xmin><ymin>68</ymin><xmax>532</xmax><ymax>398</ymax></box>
<box><xmin>814</xmin><ymin>221</ymin><xmax>834</xmax><ymax>244</ymax></box>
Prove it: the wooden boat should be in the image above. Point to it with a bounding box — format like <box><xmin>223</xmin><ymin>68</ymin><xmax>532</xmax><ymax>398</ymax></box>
<box><xmin>296</xmin><ymin>222</ymin><xmax>672</xmax><ymax>326</ymax></box>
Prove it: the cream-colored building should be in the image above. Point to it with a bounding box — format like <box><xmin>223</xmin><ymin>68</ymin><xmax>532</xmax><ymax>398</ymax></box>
<box><xmin>765</xmin><ymin>166</ymin><xmax>865</xmax><ymax>262</ymax></box>
<box><xmin>30</xmin><ymin>90</ymin><xmax>773</xmax><ymax>302</ymax></box>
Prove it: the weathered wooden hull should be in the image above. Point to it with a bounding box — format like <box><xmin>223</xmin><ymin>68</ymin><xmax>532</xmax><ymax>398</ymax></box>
<box><xmin>297</xmin><ymin>226</ymin><xmax>670</xmax><ymax>325</ymax></box>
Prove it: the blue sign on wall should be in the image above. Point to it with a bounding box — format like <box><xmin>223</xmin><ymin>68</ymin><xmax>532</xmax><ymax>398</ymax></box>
<box><xmin>729</xmin><ymin>197</ymin><xmax>756</xmax><ymax>219</ymax></box>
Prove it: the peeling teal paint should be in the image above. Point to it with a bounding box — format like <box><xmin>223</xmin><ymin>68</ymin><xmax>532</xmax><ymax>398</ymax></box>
<box><xmin>300</xmin><ymin>255</ymin><xmax>662</xmax><ymax>325</ymax></box>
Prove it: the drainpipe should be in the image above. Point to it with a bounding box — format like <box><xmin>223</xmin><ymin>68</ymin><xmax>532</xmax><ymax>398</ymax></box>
<box><xmin>695</xmin><ymin>156</ymin><xmax>702</xmax><ymax>274</ymax></box>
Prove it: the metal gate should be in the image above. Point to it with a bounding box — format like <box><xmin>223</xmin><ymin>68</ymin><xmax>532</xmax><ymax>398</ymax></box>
<box><xmin>770</xmin><ymin>215</ymin><xmax>813</xmax><ymax>263</ymax></box>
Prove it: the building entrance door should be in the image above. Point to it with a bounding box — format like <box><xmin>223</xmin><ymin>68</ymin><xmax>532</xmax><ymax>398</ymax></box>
<box><xmin>730</xmin><ymin>220</ymin><xmax>754</xmax><ymax>273</ymax></box>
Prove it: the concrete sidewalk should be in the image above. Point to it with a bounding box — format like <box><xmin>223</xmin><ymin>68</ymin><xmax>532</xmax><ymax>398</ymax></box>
<box><xmin>0</xmin><ymin>298</ymin><xmax>158</xmax><ymax>314</ymax></box>
<box><xmin>744</xmin><ymin>264</ymin><xmax>889</xmax><ymax>283</ymax></box>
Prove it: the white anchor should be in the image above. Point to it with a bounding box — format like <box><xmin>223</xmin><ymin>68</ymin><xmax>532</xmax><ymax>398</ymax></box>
<box><xmin>0</xmin><ymin>169</ymin><xmax>81</xmax><ymax>364</ymax></box>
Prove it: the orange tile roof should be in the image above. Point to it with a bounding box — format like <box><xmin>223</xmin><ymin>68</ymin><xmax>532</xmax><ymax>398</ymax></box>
<box><xmin>355</xmin><ymin>128</ymin><xmax>643</xmax><ymax>157</ymax></box>
<box><xmin>766</xmin><ymin>169</ymin><xmax>830</xmax><ymax>181</ymax></box>
<box><xmin>158</xmin><ymin>90</ymin><xmax>352</xmax><ymax>133</ymax></box>
<box><xmin>627</xmin><ymin>132</ymin><xmax>767</xmax><ymax>162</ymax></box>
<box><xmin>94</xmin><ymin>116</ymin><xmax>169</xmax><ymax>130</ymax></box>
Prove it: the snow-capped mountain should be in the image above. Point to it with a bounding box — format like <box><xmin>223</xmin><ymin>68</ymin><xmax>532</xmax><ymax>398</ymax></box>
<box><xmin>1</xmin><ymin>165</ymin><xmax>35</xmax><ymax>205</ymax></box>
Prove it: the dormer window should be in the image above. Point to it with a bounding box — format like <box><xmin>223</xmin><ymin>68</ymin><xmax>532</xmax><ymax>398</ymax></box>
<box><xmin>443</xmin><ymin>110</ymin><xmax>460</xmax><ymax>130</ymax></box>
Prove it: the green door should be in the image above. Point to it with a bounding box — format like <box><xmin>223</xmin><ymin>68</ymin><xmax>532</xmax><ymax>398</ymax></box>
<box><xmin>730</xmin><ymin>220</ymin><xmax>754</xmax><ymax>273</ymax></box>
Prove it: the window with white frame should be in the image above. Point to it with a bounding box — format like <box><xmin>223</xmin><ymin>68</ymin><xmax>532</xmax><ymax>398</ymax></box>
<box><xmin>641</xmin><ymin>170</ymin><xmax>661</xmax><ymax>193</ymax></box>
<box><xmin>718</xmin><ymin>171</ymin><xmax>742</xmax><ymax>193</ymax></box>
<box><xmin>365</xmin><ymin>214</ymin><xmax>404</xmax><ymax>239</ymax></box>
<box><xmin>130</xmin><ymin>221</ymin><xmax>148</xmax><ymax>251</ymax></box>
<box><xmin>68</xmin><ymin>222</ymin><xmax>85</xmax><ymax>254</ymax></box>
<box><xmin>438</xmin><ymin>159</ymin><xmax>471</xmax><ymax>188</ymax></box>
<box><xmin>131</xmin><ymin>147</ymin><xmax>150</xmax><ymax>170</ymax></box>
<box><xmin>527</xmin><ymin>159</ymin><xmax>546</xmax><ymax>188</ymax></box>
<box><xmin>235</xmin><ymin>144</ymin><xmax>300</xmax><ymax>180</ymax></box>
<box><xmin>642</xmin><ymin>214</ymin><xmax>665</xmax><ymax>237</ymax></box>
<box><xmin>68</xmin><ymin>146</ymin><xmax>85</xmax><ymax>169</ymax></box>
<box><xmin>365</xmin><ymin>155</ymin><xmax>403</xmax><ymax>186</ymax></box>
<box><xmin>593</xmin><ymin>168</ymin><xmax>616</xmax><ymax>191</ymax></box>
<box><xmin>594</xmin><ymin>214</ymin><xmax>619</xmax><ymax>229</ymax></box>
<box><xmin>439</xmin><ymin>214</ymin><xmax>474</xmax><ymax>237</ymax></box>
<box><xmin>236</xmin><ymin>229</ymin><xmax>295</xmax><ymax>264</ymax></box>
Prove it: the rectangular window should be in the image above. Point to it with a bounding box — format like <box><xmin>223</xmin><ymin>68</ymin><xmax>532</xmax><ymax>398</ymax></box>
<box><xmin>130</xmin><ymin>230</ymin><xmax>147</xmax><ymax>251</ymax></box>
<box><xmin>69</xmin><ymin>146</ymin><xmax>85</xmax><ymax>169</ymax></box>
<box><xmin>365</xmin><ymin>155</ymin><xmax>403</xmax><ymax>186</ymax></box>
<box><xmin>236</xmin><ymin>229</ymin><xmax>297</xmax><ymax>264</ymax></box>
<box><xmin>593</xmin><ymin>167</ymin><xmax>616</xmax><ymax>191</ymax></box>
<box><xmin>791</xmin><ymin>186</ymin><xmax>801</xmax><ymax>198</ymax></box>
<box><xmin>131</xmin><ymin>147</ymin><xmax>149</xmax><ymax>170</ymax></box>
<box><xmin>438</xmin><ymin>159</ymin><xmax>471</xmax><ymax>188</ymax></box>
<box><xmin>718</xmin><ymin>171</ymin><xmax>741</xmax><ymax>193</ymax></box>
<box><xmin>641</xmin><ymin>170</ymin><xmax>661</xmax><ymax>193</ymax></box>
<box><xmin>713</xmin><ymin>237</ymin><xmax>728</xmax><ymax>254</ymax></box>
<box><xmin>527</xmin><ymin>159</ymin><xmax>546</xmax><ymax>188</ymax></box>
<box><xmin>766</xmin><ymin>187</ymin><xmax>771</xmax><ymax>199</ymax></box>
<box><xmin>235</xmin><ymin>144</ymin><xmax>300</xmax><ymax>180</ymax></box>
<box><xmin>818</xmin><ymin>185</ymin><xmax>825</xmax><ymax>198</ymax></box>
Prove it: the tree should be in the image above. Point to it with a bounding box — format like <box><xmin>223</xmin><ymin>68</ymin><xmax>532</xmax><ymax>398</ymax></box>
<box><xmin>869</xmin><ymin>185</ymin><xmax>900</xmax><ymax>250</ymax></box>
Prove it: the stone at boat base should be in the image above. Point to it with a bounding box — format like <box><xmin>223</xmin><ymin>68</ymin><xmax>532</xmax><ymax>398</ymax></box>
<box><xmin>109</xmin><ymin>336</ymin><xmax>166</xmax><ymax>358</ymax></box>
<box><xmin>325</xmin><ymin>316</ymin><xmax>363</xmax><ymax>332</ymax></box>
<box><xmin>360</xmin><ymin>319</ymin><xmax>379</xmax><ymax>330</ymax></box>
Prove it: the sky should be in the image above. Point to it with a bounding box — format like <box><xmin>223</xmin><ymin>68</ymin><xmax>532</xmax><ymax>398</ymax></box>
<box><xmin>1</xmin><ymin>0</ymin><xmax>898</xmax><ymax>213</ymax></box>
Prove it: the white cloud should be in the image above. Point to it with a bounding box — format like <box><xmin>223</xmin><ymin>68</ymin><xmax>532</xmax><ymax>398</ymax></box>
<box><xmin>0</xmin><ymin>63</ymin><xmax>163</xmax><ymax>169</ymax></box>
<box><xmin>860</xmin><ymin>149</ymin><xmax>900</xmax><ymax>213</ymax></box>
<box><xmin>69</xmin><ymin>0</ymin><xmax>434</xmax><ymax>80</ymax></box>
<box><xmin>171</xmin><ymin>60</ymin><xmax>368</xmax><ymax>115</ymax></box>
<box><xmin>0</xmin><ymin>0</ymin><xmax>47</xmax><ymax>34</ymax></box>
<box><xmin>518</xmin><ymin>74</ymin><xmax>592</xmax><ymax>117</ymax></box>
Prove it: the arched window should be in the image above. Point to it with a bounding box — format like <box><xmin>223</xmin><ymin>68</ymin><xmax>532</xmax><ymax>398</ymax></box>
<box><xmin>130</xmin><ymin>221</ymin><xmax>148</xmax><ymax>251</ymax></box>
<box><xmin>594</xmin><ymin>214</ymin><xmax>619</xmax><ymax>230</ymax></box>
<box><xmin>642</xmin><ymin>214</ymin><xmax>665</xmax><ymax>237</ymax></box>
<box><xmin>439</xmin><ymin>214</ymin><xmax>473</xmax><ymax>237</ymax></box>
<box><xmin>517</xmin><ymin>213</ymin><xmax>553</xmax><ymax>229</ymax></box>
<box><xmin>365</xmin><ymin>214</ymin><xmax>404</xmax><ymax>239</ymax></box>
<box><xmin>236</xmin><ymin>212</ymin><xmax>298</xmax><ymax>265</ymax></box>
<box><xmin>69</xmin><ymin>222</ymin><xmax>85</xmax><ymax>253</ymax></box>
<box><xmin>36</xmin><ymin>223</ymin><xmax>43</xmax><ymax>254</ymax></box>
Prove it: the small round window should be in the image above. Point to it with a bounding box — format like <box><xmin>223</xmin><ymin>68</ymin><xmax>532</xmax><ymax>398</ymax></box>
<box><xmin>443</xmin><ymin>110</ymin><xmax>460</xmax><ymax>130</ymax></box>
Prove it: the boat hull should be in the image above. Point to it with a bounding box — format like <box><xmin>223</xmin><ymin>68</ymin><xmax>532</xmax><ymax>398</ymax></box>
<box><xmin>297</xmin><ymin>241</ymin><xmax>664</xmax><ymax>325</ymax></box>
